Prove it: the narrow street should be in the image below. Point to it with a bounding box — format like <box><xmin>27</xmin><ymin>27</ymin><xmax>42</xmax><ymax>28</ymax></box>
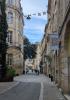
<box><xmin>0</xmin><ymin>75</ymin><xmax>66</xmax><ymax>100</ymax></box>
<box><xmin>0</xmin><ymin>82</ymin><xmax>40</xmax><ymax>100</ymax></box>
<box><xmin>0</xmin><ymin>0</ymin><xmax>70</xmax><ymax>100</ymax></box>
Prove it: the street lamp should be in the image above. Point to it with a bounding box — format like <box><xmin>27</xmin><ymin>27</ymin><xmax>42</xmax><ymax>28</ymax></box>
<box><xmin>26</xmin><ymin>15</ymin><xmax>31</xmax><ymax>19</ymax></box>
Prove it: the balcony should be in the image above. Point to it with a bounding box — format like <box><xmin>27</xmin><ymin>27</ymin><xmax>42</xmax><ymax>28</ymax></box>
<box><xmin>7</xmin><ymin>42</ymin><xmax>22</xmax><ymax>52</ymax></box>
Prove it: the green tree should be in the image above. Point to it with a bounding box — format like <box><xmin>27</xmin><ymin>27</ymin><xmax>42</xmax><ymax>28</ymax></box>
<box><xmin>29</xmin><ymin>44</ymin><xmax>37</xmax><ymax>58</ymax></box>
<box><xmin>0</xmin><ymin>0</ymin><xmax>8</xmax><ymax>80</ymax></box>
<box><xmin>24</xmin><ymin>36</ymin><xmax>37</xmax><ymax>59</ymax></box>
<box><xmin>24</xmin><ymin>36</ymin><xmax>30</xmax><ymax>59</ymax></box>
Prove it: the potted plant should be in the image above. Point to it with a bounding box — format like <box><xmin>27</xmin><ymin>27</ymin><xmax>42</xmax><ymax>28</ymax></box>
<box><xmin>6</xmin><ymin>66</ymin><xmax>16</xmax><ymax>81</ymax></box>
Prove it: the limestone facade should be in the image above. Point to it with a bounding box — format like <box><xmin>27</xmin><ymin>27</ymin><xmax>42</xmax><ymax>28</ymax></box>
<box><xmin>58</xmin><ymin>0</ymin><xmax>70</xmax><ymax>93</ymax></box>
<box><xmin>46</xmin><ymin>0</ymin><xmax>70</xmax><ymax>93</ymax></box>
<box><xmin>40</xmin><ymin>32</ymin><xmax>47</xmax><ymax>74</ymax></box>
<box><xmin>6</xmin><ymin>0</ymin><xmax>24</xmax><ymax>75</ymax></box>
<box><xmin>35</xmin><ymin>43</ymin><xmax>41</xmax><ymax>71</ymax></box>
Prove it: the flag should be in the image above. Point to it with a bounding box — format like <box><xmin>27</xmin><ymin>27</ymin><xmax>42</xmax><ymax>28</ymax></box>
<box><xmin>38</xmin><ymin>13</ymin><xmax>41</xmax><ymax>16</ymax></box>
<box><xmin>32</xmin><ymin>13</ymin><xmax>36</xmax><ymax>16</ymax></box>
<box><xmin>43</xmin><ymin>12</ymin><xmax>46</xmax><ymax>15</ymax></box>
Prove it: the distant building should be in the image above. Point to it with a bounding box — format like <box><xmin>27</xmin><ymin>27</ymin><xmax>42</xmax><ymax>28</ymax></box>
<box><xmin>35</xmin><ymin>43</ymin><xmax>41</xmax><ymax>72</ymax></box>
<box><xmin>25</xmin><ymin>58</ymin><xmax>35</xmax><ymax>72</ymax></box>
<box><xmin>6</xmin><ymin>0</ymin><xmax>24</xmax><ymax>75</ymax></box>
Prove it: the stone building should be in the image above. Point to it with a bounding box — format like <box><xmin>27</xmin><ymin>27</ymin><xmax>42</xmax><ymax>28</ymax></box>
<box><xmin>42</xmin><ymin>0</ymin><xmax>59</xmax><ymax>79</ymax></box>
<box><xmin>35</xmin><ymin>43</ymin><xmax>41</xmax><ymax>72</ymax></box>
<box><xmin>6</xmin><ymin>0</ymin><xmax>24</xmax><ymax>75</ymax></box>
<box><xmin>44</xmin><ymin>0</ymin><xmax>60</xmax><ymax>86</ymax></box>
<box><xmin>40</xmin><ymin>32</ymin><xmax>47</xmax><ymax>74</ymax></box>
<box><xmin>47</xmin><ymin>0</ymin><xmax>70</xmax><ymax>93</ymax></box>
<box><xmin>25</xmin><ymin>58</ymin><xmax>35</xmax><ymax>73</ymax></box>
<box><xmin>58</xmin><ymin>0</ymin><xmax>70</xmax><ymax>93</ymax></box>
<box><xmin>44</xmin><ymin>24</ymin><xmax>53</xmax><ymax>77</ymax></box>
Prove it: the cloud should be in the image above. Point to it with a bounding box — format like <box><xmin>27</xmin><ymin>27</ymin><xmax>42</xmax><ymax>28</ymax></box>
<box><xmin>24</xmin><ymin>25</ymin><xmax>45</xmax><ymax>33</ymax></box>
<box><xmin>21</xmin><ymin>0</ymin><xmax>48</xmax><ymax>15</ymax></box>
<box><xmin>24</xmin><ymin>30</ymin><xmax>43</xmax><ymax>43</ymax></box>
<box><xmin>21</xmin><ymin>0</ymin><xmax>48</xmax><ymax>43</ymax></box>
<box><xmin>24</xmin><ymin>16</ymin><xmax>47</xmax><ymax>33</ymax></box>
<box><xmin>23</xmin><ymin>16</ymin><xmax>47</xmax><ymax>43</ymax></box>
<box><xmin>24</xmin><ymin>27</ymin><xmax>44</xmax><ymax>43</ymax></box>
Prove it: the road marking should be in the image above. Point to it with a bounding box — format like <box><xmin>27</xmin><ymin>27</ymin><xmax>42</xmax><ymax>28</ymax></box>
<box><xmin>0</xmin><ymin>82</ymin><xmax>19</xmax><ymax>95</ymax></box>
<box><xmin>39</xmin><ymin>82</ymin><xmax>43</xmax><ymax>100</ymax></box>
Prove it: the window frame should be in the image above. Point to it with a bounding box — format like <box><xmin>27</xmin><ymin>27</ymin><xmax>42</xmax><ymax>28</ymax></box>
<box><xmin>7</xmin><ymin>54</ymin><xmax>13</xmax><ymax>66</ymax></box>
<box><xmin>7</xmin><ymin>31</ymin><xmax>13</xmax><ymax>44</ymax></box>
<box><xmin>7</xmin><ymin>12</ymin><xmax>13</xmax><ymax>24</ymax></box>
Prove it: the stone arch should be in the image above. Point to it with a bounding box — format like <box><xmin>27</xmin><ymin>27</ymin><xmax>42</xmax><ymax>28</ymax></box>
<box><xmin>64</xmin><ymin>20</ymin><xmax>70</xmax><ymax>56</ymax></box>
<box><xmin>64</xmin><ymin>19</ymin><xmax>70</xmax><ymax>93</ymax></box>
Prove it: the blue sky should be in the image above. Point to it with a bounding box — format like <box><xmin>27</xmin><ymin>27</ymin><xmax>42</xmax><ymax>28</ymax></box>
<box><xmin>21</xmin><ymin>0</ymin><xmax>48</xmax><ymax>43</ymax></box>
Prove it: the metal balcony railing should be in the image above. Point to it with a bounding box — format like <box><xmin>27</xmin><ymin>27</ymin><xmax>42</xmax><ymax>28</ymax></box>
<box><xmin>7</xmin><ymin>42</ymin><xmax>22</xmax><ymax>51</ymax></box>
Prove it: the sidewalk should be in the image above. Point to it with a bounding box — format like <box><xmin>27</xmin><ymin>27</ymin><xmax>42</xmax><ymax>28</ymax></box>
<box><xmin>43</xmin><ymin>80</ymin><xmax>66</xmax><ymax>100</ymax></box>
<box><xmin>64</xmin><ymin>94</ymin><xmax>70</xmax><ymax>100</ymax></box>
<box><xmin>0</xmin><ymin>81</ymin><xmax>19</xmax><ymax>94</ymax></box>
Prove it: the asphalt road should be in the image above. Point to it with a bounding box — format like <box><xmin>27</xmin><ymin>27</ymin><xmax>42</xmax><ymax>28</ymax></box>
<box><xmin>0</xmin><ymin>82</ymin><xmax>41</xmax><ymax>100</ymax></box>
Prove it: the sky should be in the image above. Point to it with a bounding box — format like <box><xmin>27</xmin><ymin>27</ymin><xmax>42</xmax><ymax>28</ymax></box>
<box><xmin>21</xmin><ymin>0</ymin><xmax>48</xmax><ymax>43</ymax></box>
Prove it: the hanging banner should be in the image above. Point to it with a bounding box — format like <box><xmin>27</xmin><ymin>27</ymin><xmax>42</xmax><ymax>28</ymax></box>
<box><xmin>24</xmin><ymin>11</ymin><xmax>47</xmax><ymax>19</ymax></box>
<box><xmin>48</xmin><ymin>32</ymin><xmax>59</xmax><ymax>50</ymax></box>
<box><xmin>32</xmin><ymin>13</ymin><xmax>36</xmax><ymax>15</ymax></box>
<box><xmin>38</xmin><ymin>13</ymin><xmax>41</xmax><ymax>16</ymax></box>
<box><xmin>43</xmin><ymin>12</ymin><xmax>46</xmax><ymax>15</ymax></box>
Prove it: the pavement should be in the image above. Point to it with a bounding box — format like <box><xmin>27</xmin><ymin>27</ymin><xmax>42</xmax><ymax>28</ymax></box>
<box><xmin>64</xmin><ymin>95</ymin><xmax>70</xmax><ymax>100</ymax></box>
<box><xmin>0</xmin><ymin>82</ymin><xmax>19</xmax><ymax>94</ymax></box>
<box><xmin>0</xmin><ymin>82</ymin><xmax>41</xmax><ymax>100</ymax></box>
<box><xmin>0</xmin><ymin>74</ymin><xmax>69</xmax><ymax>100</ymax></box>
<box><xmin>43</xmin><ymin>82</ymin><xmax>65</xmax><ymax>100</ymax></box>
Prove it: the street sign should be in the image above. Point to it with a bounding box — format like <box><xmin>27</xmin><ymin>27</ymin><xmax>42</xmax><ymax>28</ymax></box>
<box><xmin>48</xmin><ymin>32</ymin><xmax>59</xmax><ymax>50</ymax></box>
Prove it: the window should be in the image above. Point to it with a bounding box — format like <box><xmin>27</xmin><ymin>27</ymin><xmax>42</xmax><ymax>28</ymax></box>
<box><xmin>7</xmin><ymin>12</ymin><xmax>13</xmax><ymax>23</ymax></box>
<box><xmin>8</xmin><ymin>0</ymin><xmax>13</xmax><ymax>5</ymax></box>
<box><xmin>7</xmin><ymin>54</ymin><xmax>13</xmax><ymax>65</ymax></box>
<box><xmin>7</xmin><ymin>31</ymin><xmax>13</xmax><ymax>44</ymax></box>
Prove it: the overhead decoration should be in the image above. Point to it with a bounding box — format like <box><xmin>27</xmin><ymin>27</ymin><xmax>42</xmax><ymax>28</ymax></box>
<box><xmin>24</xmin><ymin>11</ymin><xmax>47</xmax><ymax>19</ymax></box>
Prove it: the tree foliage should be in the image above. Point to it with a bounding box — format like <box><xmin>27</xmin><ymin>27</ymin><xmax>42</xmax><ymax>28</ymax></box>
<box><xmin>29</xmin><ymin>44</ymin><xmax>37</xmax><ymax>59</ymax></box>
<box><xmin>24</xmin><ymin>36</ymin><xmax>37</xmax><ymax>60</ymax></box>
<box><xmin>0</xmin><ymin>0</ymin><xmax>8</xmax><ymax>79</ymax></box>
<box><xmin>24</xmin><ymin>36</ymin><xmax>30</xmax><ymax>60</ymax></box>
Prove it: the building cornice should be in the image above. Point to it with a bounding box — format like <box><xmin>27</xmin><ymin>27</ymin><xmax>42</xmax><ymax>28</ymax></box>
<box><xmin>6</xmin><ymin>5</ymin><xmax>23</xmax><ymax>17</ymax></box>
